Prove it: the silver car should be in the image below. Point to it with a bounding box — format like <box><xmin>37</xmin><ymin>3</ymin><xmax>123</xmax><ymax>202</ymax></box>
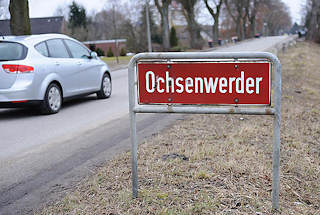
<box><xmin>0</xmin><ymin>34</ymin><xmax>112</xmax><ymax>114</ymax></box>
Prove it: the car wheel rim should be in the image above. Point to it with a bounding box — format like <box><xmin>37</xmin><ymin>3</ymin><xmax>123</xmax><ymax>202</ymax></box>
<box><xmin>103</xmin><ymin>76</ymin><xmax>111</xmax><ymax>96</ymax></box>
<box><xmin>48</xmin><ymin>86</ymin><xmax>61</xmax><ymax>111</ymax></box>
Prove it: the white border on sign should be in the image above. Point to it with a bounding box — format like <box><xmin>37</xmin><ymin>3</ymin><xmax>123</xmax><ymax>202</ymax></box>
<box><xmin>136</xmin><ymin>61</ymin><xmax>272</xmax><ymax>107</ymax></box>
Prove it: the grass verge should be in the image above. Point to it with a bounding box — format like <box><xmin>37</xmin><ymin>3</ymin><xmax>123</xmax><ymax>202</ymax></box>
<box><xmin>38</xmin><ymin>42</ymin><xmax>320</xmax><ymax>214</ymax></box>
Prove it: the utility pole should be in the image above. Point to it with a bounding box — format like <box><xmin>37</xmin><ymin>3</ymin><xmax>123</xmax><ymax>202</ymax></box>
<box><xmin>146</xmin><ymin>0</ymin><xmax>152</xmax><ymax>52</ymax></box>
<box><xmin>113</xmin><ymin>4</ymin><xmax>119</xmax><ymax>63</ymax></box>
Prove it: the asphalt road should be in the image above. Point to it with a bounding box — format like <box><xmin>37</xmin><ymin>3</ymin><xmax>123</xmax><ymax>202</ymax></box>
<box><xmin>0</xmin><ymin>35</ymin><xmax>291</xmax><ymax>214</ymax></box>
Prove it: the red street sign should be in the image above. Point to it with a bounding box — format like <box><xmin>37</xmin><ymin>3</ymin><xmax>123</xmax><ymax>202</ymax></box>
<box><xmin>138</xmin><ymin>62</ymin><xmax>271</xmax><ymax>105</ymax></box>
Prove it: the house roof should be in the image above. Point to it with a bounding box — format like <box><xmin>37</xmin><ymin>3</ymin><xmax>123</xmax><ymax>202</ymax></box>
<box><xmin>0</xmin><ymin>16</ymin><xmax>64</xmax><ymax>36</ymax></box>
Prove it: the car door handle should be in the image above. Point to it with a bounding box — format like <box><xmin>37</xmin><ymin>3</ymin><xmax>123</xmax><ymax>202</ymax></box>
<box><xmin>55</xmin><ymin>62</ymin><xmax>60</xmax><ymax>66</ymax></box>
<box><xmin>77</xmin><ymin>62</ymin><xmax>82</xmax><ymax>65</ymax></box>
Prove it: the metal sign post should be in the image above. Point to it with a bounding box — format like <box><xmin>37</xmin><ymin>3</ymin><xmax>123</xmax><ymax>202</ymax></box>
<box><xmin>128</xmin><ymin>52</ymin><xmax>281</xmax><ymax>210</ymax></box>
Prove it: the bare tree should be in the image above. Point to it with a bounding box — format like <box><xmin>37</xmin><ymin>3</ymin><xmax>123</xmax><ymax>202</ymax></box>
<box><xmin>154</xmin><ymin>0</ymin><xmax>171</xmax><ymax>51</ymax></box>
<box><xmin>242</xmin><ymin>0</ymin><xmax>249</xmax><ymax>38</ymax></box>
<box><xmin>247</xmin><ymin>0</ymin><xmax>262</xmax><ymax>37</ymax></box>
<box><xmin>204</xmin><ymin>0</ymin><xmax>223</xmax><ymax>44</ymax></box>
<box><xmin>119</xmin><ymin>20</ymin><xmax>138</xmax><ymax>52</ymax></box>
<box><xmin>223</xmin><ymin>0</ymin><xmax>291</xmax><ymax>38</ymax></box>
<box><xmin>305</xmin><ymin>0</ymin><xmax>320</xmax><ymax>42</ymax></box>
<box><xmin>178</xmin><ymin>0</ymin><xmax>203</xmax><ymax>49</ymax></box>
<box><xmin>225</xmin><ymin>0</ymin><xmax>247</xmax><ymax>40</ymax></box>
<box><xmin>262</xmin><ymin>0</ymin><xmax>291</xmax><ymax>36</ymax></box>
<box><xmin>9</xmin><ymin>0</ymin><xmax>31</xmax><ymax>35</ymax></box>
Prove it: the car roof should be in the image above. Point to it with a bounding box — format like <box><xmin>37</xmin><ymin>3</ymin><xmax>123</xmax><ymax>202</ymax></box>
<box><xmin>0</xmin><ymin>34</ymin><xmax>74</xmax><ymax>46</ymax></box>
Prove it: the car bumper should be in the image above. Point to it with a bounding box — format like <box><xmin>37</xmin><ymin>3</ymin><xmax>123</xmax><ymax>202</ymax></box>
<box><xmin>0</xmin><ymin>87</ymin><xmax>36</xmax><ymax>101</ymax></box>
<box><xmin>0</xmin><ymin>87</ymin><xmax>41</xmax><ymax>107</ymax></box>
<box><xmin>0</xmin><ymin>73</ymin><xmax>40</xmax><ymax>103</ymax></box>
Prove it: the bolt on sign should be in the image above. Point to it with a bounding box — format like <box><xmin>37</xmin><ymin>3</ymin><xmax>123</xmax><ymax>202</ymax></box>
<box><xmin>128</xmin><ymin>52</ymin><xmax>281</xmax><ymax>210</ymax></box>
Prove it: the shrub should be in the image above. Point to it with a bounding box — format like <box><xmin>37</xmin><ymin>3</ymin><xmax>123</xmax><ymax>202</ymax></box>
<box><xmin>170</xmin><ymin>26</ymin><xmax>178</xmax><ymax>47</ymax></box>
<box><xmin>95</xmin><ymin>48</ymin><xmax>105</xmax><ymax>56</ymax></box>
<box><xmin>120</xmin><ymin>48</ymin><xmax>126</xmax><ymax>56</ymax></box>
<box><xmin>107</xmin><ymin>47</ymin><xmax>114</xmax><ymax>57</ymax></box>
<box><xmin>89</xmin><ymin>44</ymin><xmax>96</xmax><ymax>51</ymax></box>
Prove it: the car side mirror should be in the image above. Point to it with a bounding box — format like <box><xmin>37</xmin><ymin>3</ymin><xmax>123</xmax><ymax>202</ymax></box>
<box><xmin>89</xmin><ymin>51</ymin><xmax>98</xmax><ymax>59</ymax></box>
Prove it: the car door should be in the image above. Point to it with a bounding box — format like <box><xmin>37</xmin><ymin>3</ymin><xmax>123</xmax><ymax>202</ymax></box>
<box><xmin>45</xmin><ymin>39</ymin><xmax>82</xmax><ymax>97</ymax></box>
<box><xmin>64</xmin><ymin>39</ymin><xmax>101</xmax><ymax>92</ymax></box>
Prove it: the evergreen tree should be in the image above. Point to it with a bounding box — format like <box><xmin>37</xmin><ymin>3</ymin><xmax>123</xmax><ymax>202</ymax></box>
<box><xmin>107</xmin><ymin>47</ymin><xmax>114</xmax><ymax>57</ymax></box>
<box><xmin>120</xmin><ymin>48</ymin><xmax>126</xmax><ymax>56</ymax></box>
<box><xmin>96</xmin><ymin>48</ymin><xmax>105</xmax><ymax>57</ymax></box>
<box><xmin>170</xmin><ymin>26</ymin><xmax>178</xmax><ymax>47</ymax></box>
<box><xmin>68</xmin><ymin>1</ymin><xmax>87</xmax><ymax>30</ymax></box>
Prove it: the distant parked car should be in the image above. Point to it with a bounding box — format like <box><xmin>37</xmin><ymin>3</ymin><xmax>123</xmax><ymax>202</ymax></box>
<box><xmin>255</xmin><ymin>33</ymin><xmax>261</xmax><ymax>38</ymax></box>
<box><xmin>0</xmin><ymin>34</ymin><xmax>112</xmax><ymax>114</ymax></box>
<box><xmin>231</xmin><ymin>36</ymin><xmax>238</xmax><ymax>43</ymax></box>
<box><xmin>126</xmin><ymin>52</ymin><xmax>136</xmax><ymax>56</ymax></box>
<box><xmin>298</xmin><ymin>30</ymin><xmax>306</xmax><ymax>38</ymax></box>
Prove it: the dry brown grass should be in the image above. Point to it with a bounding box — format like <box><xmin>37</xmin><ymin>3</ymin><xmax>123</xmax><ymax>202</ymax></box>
<box><xmin>38</xmin><ymin>42</ymin><xmax>320</xmax><ymax>215</ymax></box>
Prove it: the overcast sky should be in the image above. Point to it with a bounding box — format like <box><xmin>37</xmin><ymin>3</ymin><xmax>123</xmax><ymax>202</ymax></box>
<box><xmin>281</xmin><ymin>0</ymin><xmax>305</xmax><ymax>23</ymax></box>
<box><xmin>1</xmin><ymin>0</ymin><xmax>306</xmax><ymax>24</ymax></box>
<box><xmin>28</xmin><ymin>0</ymin><xmax>107</xmax><ymax>17</ymax></box>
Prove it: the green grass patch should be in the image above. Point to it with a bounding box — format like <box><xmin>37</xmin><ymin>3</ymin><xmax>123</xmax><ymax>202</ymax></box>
<box><xmin>100</xmin><ymin>55</ymin><xmax>132</xmax><ymax>63</ymax></box>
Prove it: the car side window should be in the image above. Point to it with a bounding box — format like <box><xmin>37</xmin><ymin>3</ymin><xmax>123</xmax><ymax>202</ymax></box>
<box><xmin>35</xmin><ymin>42</ymin><xmax>49</xmax><ymax>57</ymax></box>
<box><xmin>64</xmin><ymin>39</ymin><xmax>90</xmax><ymax>59</ymax></box>
<box><xmin>46</xmin><ymin>39</ymin><xmax>70</xmax><ymax>58</ymax></box>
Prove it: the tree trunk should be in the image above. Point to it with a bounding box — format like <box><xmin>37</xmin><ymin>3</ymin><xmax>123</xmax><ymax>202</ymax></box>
<box><xmin>248</xmin><ymin>0</ymin><xmax>258</xmax><ymax>38</ymax></box>
<box><xmin>238</xmin><ymin>0</ymin><xmax>247</xmax><ymax>41</ymax></box>
<box><xmin>9</xmin><ymin>0</ymin><xmax>31</xmax><ymax>35</ymax></box>
<box><xmin>161</xmin><ymin>7</ymin><xmax>170</xmax><ymax>51</ymax></box>
<box><xmin>225</xmin><ymin>0</ymin><xmax>244</xmax><ymax>41</ymax></box>
<box><xmin>306</xmin><ymin>0</ymin><xmax>320</xmax><ymax>42</ymax></box>
<box><xmin>204</xmin><ymin>0</ymin><xmax>222</xmax><ymax>45</ymax></box>
<box><xmin>236</xmin><ymin>17</ymin><xmax>241</xmax><ymax>40</ymax></box>
<box><xmin>249</xmin><ymin>16</ymin><xmax>256</xmax><ymax>37</ymax></box>
<box><xmin>241</xmin><ymin>18</ymin><xmax>246</xmax><ymax>40</ymax></box>
<box><xmin>186</xmin><ymin>14</ymin><xmax>202</xmax><ymax>49</ymax></box>
<box><xmin>179</xmin><ymin>0</ymin><xmax>203</xmax><ymax>49</ymax></box>
<box><xmin>212</xmin><ymin>17</ymin><xmax>219</xmax><ymax>44</ymax></box>
<box><xmin>189</xmin><ymin>20</ymin><xmax>198</xmax><ymax>49</ymax></box>
<box><xmin>155</xmin><ymin>0</ymin><xmax>171</xmax><ymax>51</ymax></box>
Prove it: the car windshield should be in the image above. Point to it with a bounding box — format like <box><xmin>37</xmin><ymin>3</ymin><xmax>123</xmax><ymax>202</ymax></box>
<box><xmin>0</xmin><ymin>41</ymin><xmax>27</xmax><ymax>61</ymax></box>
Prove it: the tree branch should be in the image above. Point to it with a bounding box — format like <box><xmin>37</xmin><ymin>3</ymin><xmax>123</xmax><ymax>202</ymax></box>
<box><xmin>225</xmin><ymin>0</ymin><xmax>237</xmax><ymax>22</ymax></box>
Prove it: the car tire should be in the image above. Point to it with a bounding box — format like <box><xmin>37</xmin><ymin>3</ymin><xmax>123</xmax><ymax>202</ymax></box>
<box><xmin>40</xmin><ymin>83</ymin><xmax>62</xmax><ymax>114</ymax></box>
<box><xmin>97</xmin><ymin>73</ymin><xmax>112</xmax><ymax>99</ymax></box>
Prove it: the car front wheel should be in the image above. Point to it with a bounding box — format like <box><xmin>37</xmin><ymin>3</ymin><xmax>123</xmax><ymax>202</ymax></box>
<box><xmin>40</xmin><ymin>83</ymin><xmax>62</xmax><ymax>114</ymax></box>
<box><xmin>97</xmin><ymin>73</ymin><xmax>112</xmax><ymax>99</ymax></box>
